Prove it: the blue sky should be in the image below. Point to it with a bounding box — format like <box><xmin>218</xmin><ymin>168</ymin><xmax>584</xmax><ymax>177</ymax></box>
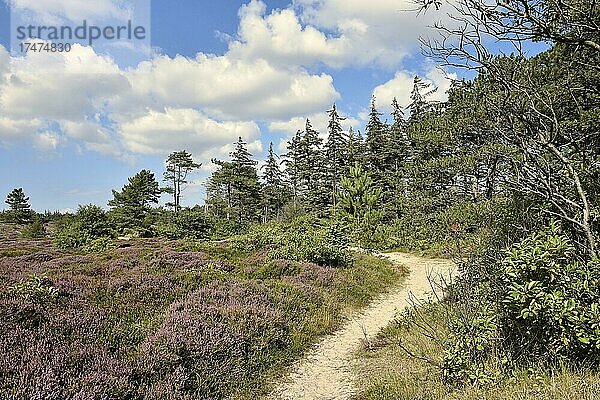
<box><xmin>0</xmin><ymin>0</ymin><xmax>462</xmax><ymax>212</ymax></box>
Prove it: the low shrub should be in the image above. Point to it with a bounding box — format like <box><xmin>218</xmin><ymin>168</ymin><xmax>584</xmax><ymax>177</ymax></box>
<box><xmin>82</xmin><ymin>237</ymin><xmax>117</xmax><ymax>253</ymax></box>
<box><xmin>138</xmin><ymin>281</ymin><xmax>290</xmax><ymax>399</ymax></box>
<box><xmin>156</xmin><ymin>208</ymin><xmax>211</xmax><ymax>240</ymax></box>
<box><xmin>442</xmin><ymin>307</ymin><xmax>499</xmax><ymax>385</ymax></box>
<box><xmin>54</xmin><ymin>205</ymin><xmax>113</xmax><ymax>249</ymax></box>
<box><xmin>498</xmin><ymin>224</ymin><xmax>600</xmax><ymax>365</ymax></box>
<box><xmin>54</xmin><ymin>222</ymin><xmax>92</xmax><ymax>249</ymax></box>
<box><xmin>371</xmin><ymin>197</ymin><xmax>521</xmax><ymax>256</ymax></box>
<box><xmin>230</xmin><ymin>222</ymin><xmax>286</xmax><ymax>252</ymax></box>
<box><xmin>8</xmin><ymin>273</ymin><xmax>58</xmax><ymax>304</ymax></box>
<box><xmin>21</xmin><ymin>218</ymin><xmax>47</xmax><ymax>239</ymax></box>
<box><xmin>441</xmin><ymin>223</ymin><xmax>600</xmax><ymax>386</ymax></box>
<box><xmin>0</xmin><ymin>237</ymin><xmax>401</xmax><ymax>399</ymax></box>
<box><xmin>232</xmin><ymin>216</ymin><xmax>351</xmax><ymax>267</ymax></box>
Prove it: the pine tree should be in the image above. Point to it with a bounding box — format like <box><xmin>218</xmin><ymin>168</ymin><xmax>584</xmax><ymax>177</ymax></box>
<box><xmin>230</xmin><ymin>137</ymin><xmax>262</xmax><ymax>225</ymax></box>
<box><xmin>324</xmin><ymin>103</ymin><xmax>348</xmax><ymax>207</ymax></box>
<box><xmin>337</xmin><ymin>164</ymin><xmax>382</xmax><ymax>247</ymax></box>
<box><xmin>206</xmin><ymin>159</ymin><xmax>235</xmax><ymax>220</ymax></box>
<box><xmin>391</xmin><ymin>97</ymin><xmax>405</xmax><ymax>129</ymax></box>
<box><xmin>163</xmin><ymin>151</ymin><xmax>201</xmax><ymax>213</ymax></box>
<box><xmin>356</xmin><ymin>130</ymin><xmax>368</xmax><ymax>167</ymax></box>
<box><xmin>261</xmin><ymin>143</ymin><xmax>289</xmax><ymax>221</ymax></box>
<box><xmin>5</xmin><ymin>188</ymin><xmax>33</xmax><ymax>224</ymax></box>
<box><xmin>108</xmin><ymin>170</ymin><xmax>161</xmax><ymax>232</ymax></box>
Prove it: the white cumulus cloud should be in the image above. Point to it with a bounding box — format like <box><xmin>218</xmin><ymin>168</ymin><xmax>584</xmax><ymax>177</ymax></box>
<box><xmin>119</xmin><ymin>108</ymin><xmax>261</xmax><ymax>166</ymax></box>
<box><xmin>227</xmin><ymin>0</ymin><xmax>454</xmax><ymax>69</ymax></box>
<box><xmin>123</xmin><ymin>53</ymin><xmax>339</xmax><ymax>121</ymax></box>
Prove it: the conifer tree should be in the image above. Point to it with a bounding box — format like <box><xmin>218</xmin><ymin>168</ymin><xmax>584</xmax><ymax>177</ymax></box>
<box><xmin>337</xmin><ymin>163</ymin><xmax>382</xmax><ymax>246</ymax></box>
<box><xmin>207</xmin><ymin>137</ymin><xmax>262</xmax><ymax>226</ymax></box>
<box><xmin>163</xmin><ymin>151</ymin><xmax>201</xmax><ymax>213</ymax></box>
<box><xmin>324</xmin><ymin>103</ymin><xmax>348</xmax><ymax>207</ymax></box>
<box><xmin>261</xmin><ymin>142</ymin><xmax>289</xmax><ymax>221</ymax></box>
<box><xmin>283</xmin><ymin>130</ymin><xmax>303</xmax><ymax>205</ymax></box>
<box><xmin>365</xmin><ymin>97</ymin><xmax>389</xmax><ymax>192</ymax></box>
<box><xmin>298</xmin><ymin>119</ymin><xmax>327</xmax><ymax>210</ymax></box>
<box><xmin>356</xmin><ymin>130</ymin><xmax>368</xmax><ymax>167</ymax></box>
<box><xmin>206</xmin><ymin>159</ymin><xmax>235</xmax><ymax>220</ymax></box>
<box><xmin>5</xmin><ymin>188</ymin><xmax>33</xmax><ymax>224</ymax></box>
<box><xmin>409</xmin><ymin>76</ymin><xmax>437</xmax><ymax>120</ymax></box>
<box><xmin>108</xmin><ymin>170</ymin><xmax>161</xmax><ymax>232</ymax></box>
<box><xmin>346</xmin><ymin>127</ymin><xmax>366</xmax><ymax>170</ymax></box>
<box><xmin>231</xmin><ymin>137</ymin><xmax>262</xmax><ymax>224</ymax></box>
<box><xmin>386</xmin><ymin>98</ymin><xmax>412</xmax><ymax>216</ymax></box>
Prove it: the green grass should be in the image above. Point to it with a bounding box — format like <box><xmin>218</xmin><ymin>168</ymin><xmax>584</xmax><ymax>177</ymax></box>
<box><xmin>334</xmin><ymin>254</ymin><xmax>406</xmax><ymax>309</ymax></box>
<box><xmin>353</xmin><ymin>303</ymin><xmax>600</xmax><ymax>400</ymax></box>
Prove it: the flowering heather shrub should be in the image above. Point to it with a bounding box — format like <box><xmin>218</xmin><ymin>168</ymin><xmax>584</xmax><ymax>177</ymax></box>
<box><xmin>139</xmin><ymin>280</ymin><xmax>290</xmax><ymax>399</ymax></box>
<box><xmin>244</xmin><ymin>258</ymin><xmax>302</xmax><ymax>279</ymax></box>
<box><xmin>43</xmin><ymin>254</ymin><xmax>94</xmax><ymax>270</ymax></box>
<box><xmin>147</xmin><ymin>250</ymin><xmax>236</xmax><ymax>274</ymax></box>
<box><xmin>0</xmin><ymin>223</ymin><xmax>21</xmax><ymax>240</ymax></box>
<box><xmin>285</xmin><ymin>262</ymin><xmax>337</xmax><ymax>287</ymax></box>
<box><xmin>102</xmin><ymin>274</ymin><xmax>184</xmax><ymax>309</ymax></box>
<box><xmin>0</xmin><ymin>301</ymin><xmax>135</xmax><ymax>400</ymax></box>
<box><xmin>147</xmin><ymin>250</ymin><xmax>208</xmax><ymax>270</ymax></box>
<box><xmin>0</xmin><ymin>256</ymin><xmax>45</xmax><ymax>282</ymax></box>
<box><xmin>269</xmin><ymin>279</ymin><xmax>326</xmax><ymax>320</ymax></box>
<box><xmin>0</xmin><ymin>239</ymin><xmax>52</xmax><ymax>254</ymax></box>
<box><xmin>0</xmin><ymin>236</ymin><xmax>398</xmax><ymax>399</ymax></box>
<box><xmin>104</xmin><ymin>259</ymin><xmax>131</xmax><ymax>275</ymax></box>
<box><xmin>113</xmin><ymin>244</ymin><xmax>145</xmax><ymax>258</ymax></box>
<box><xmin>22</xmin><ymin>251</ymin><xmax>54</xmax><ymax>263</ymax></box>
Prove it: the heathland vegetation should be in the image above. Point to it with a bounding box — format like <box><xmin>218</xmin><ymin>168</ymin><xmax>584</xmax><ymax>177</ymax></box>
<box><xmin>1</xmin><ymin>0</ymin><xmax>600</xmax><ymax>398</ymax></box>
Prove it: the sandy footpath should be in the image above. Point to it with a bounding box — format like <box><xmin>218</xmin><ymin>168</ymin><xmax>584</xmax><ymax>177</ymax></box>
<box><xmin>266</xmin><ymin>252</ymin><xmax>455</xmax><ymax>400</ymax></box>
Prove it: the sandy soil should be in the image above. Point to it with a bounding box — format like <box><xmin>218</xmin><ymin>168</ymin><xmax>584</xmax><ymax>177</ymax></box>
<box><xmin>265</xmin><ymin>252</ymin><xmax>455</xmax><ymax>400</ymax></box>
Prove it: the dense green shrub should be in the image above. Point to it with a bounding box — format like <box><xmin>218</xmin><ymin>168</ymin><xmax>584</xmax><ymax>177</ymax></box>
<box><xmin>232</xmin><ymin>215</ymin><xmax>351</xmax><ymax>267</ymax></box>
<box><xmin>54</xmin><ymin>205</ymin><xmax>113</xmax><ymax>249</ymax></box>
<box><xmin>54</xmin><ymin>223</ymin><xmax>92</xmax><ymax>249</ymax></box>
<box><xmin>21</xmin><ymin>218</ymin><xmax>46</xmax><ymax>239</ymax></box>
<box><xmin>442</xmin><ymin>223</ymin><xmax>600</xmax><ymax>385</ymax></box>
<box><xmin>269</xmin><ymin>225</ymin><xmax>350</xmax><ymax>267</ymax></box>
<box><xmin>230</xmin><ymin>222</ymin><xmax>286</xmax><ymax>251</ymax></box>
<box><xmin>156</xmin><ymin>208</ymin><xmax>211</xmax><ymax>240</ymax></box>
<box><xmin>442</xmin><ymin>307</ymin><xmax>499</xmax><ymax>385</ymax></box>
<box><xmin>370</xmin><ymin>197</ymin><xmax>523</xmax><ymax>256</ymax></box>
<box><xmin>81</xmin><ymin>237</ymin><xmax>116</xmax><ymax>253</ymax></box>
<box><xmin>498</xmin><ymin>224</ymin><xmax>600</xmax><ymax>365</ymax></box>
<box><xmin>72</xmin><ymin>205</ymin><xmax>112</xmax><ymax>237</ymax></box>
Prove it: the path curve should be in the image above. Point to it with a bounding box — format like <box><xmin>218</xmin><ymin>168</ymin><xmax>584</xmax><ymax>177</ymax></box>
<box><xmin>265</xmin><ymin>252</ymin><xmax>455</xmax><ymax>400</ymax></box>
